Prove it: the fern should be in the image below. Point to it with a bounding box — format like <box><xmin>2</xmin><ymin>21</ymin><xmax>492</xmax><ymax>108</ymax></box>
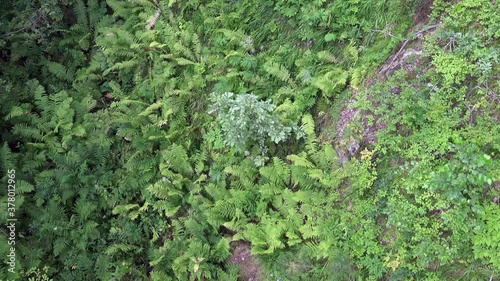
<box><xmin>46</xmin><ymin>62</ymin><xmax>74</xmax><ymax>82</ymax></box>
<box><xmin>312</xmin><ymin>68</ymin><xmax>348</xmax><ymax>97</ymax></box>
<box><xmin>259</xmin><ymin>157</ymin><xmax>290</xmax><ymax>186</ymax></box>
<box><xmin>0</xmin><ymin>143</ymin><xmax>14</xmax><ymax>174</ymax></box>
<box><xmin>161</xmin><ymin>144</ymin><xmax>193</xmax><ymax>177</ymax></box>
<box><xmin>263</xmin><ymin>60</ymin><xmax>292</xmax><ymax>83</ymax></box>
<box><xmin>301</xmin><ymin>113</ymin><xmax>317</xmax><ymax>157</ymax></box>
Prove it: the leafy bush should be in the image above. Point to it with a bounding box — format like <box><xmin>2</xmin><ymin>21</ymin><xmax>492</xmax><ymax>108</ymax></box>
<box><xmin>208</xmin><ymin>92</ymin><xmax>295</xmax><ymax>154</ymax></box>
<box><xmin>474</xmin><ymin>203</ymin><xmax>500</xmax><ymax>271</ymax></box>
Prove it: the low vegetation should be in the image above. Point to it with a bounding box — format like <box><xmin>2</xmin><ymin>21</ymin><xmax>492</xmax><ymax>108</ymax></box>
<box><xmin>0</xmin><ymin>0</ymin><xmax>498</xmax><ymax>280</ymax></box>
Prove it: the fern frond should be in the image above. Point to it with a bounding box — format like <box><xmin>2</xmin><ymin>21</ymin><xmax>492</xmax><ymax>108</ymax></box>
<box><xmin>161</xmin><ymin>144</ymin><xmax>193</xmax><ymax>177</ymax></box>
<box><xmin>75</xmin><ymin>0</ymin><xmax>89</xmax><ymax>28</ymax></box>
<box><xmin>12</xmin><ymin>123</ymin><xmax>42</xmax><ymax>140</ymax></box>
<box><xmin>74</xmin><ymin>197</ymin><xmax>97</xmax><ymax>221</ymax></box>
<box><xmin>106</xmin><ymin>59</ymin><xmax>140</xmax><ymax>72</ymax></box>
<box><xmin>264</xmin><ymin>60</ymin><xmax>292</xmax><ymax>83</ymax></box>
<box><xmin>14</xmin><ymin>180</ymin><xmax>34</xmax><ymax>194</ymax></box>
<box><xmin>312</xmin><ymin>68</ymin><xmax>348</xmax><ymax>97</ymax></box>
<box><xmin>47</xmin><ymin>62</ymin><xmax>74</xmax><ymax>82</ymax></box>
<box><xmin>287</xmin><ymin>154</ymin><xmax>314</xmax><ymax>168</ymax></box>
<box><xmin>259</xmin><ymin>157</ymin><xmax>291</xmax><ymax>186</ymax></box>
<box><xmin>301</xmin><ymin>113</ymin><xmax>318</xmax><ymax>156</ymax></box>
<box><xmin>0</xmin><ymin>143</ymin><xmax>14</xmax><ymax>174</ymax></box>
<box><xmin>53</xmin><ymin>237</ymin><xmax>70</xmax><ymax>256</ymax></box>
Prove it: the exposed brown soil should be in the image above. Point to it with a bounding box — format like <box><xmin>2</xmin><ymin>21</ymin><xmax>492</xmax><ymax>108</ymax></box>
<box><xmin>413</xmin><ymin>0</ymin><xmax>434</xmax><ymax>27</ymax></box>
<box><xmin>227</xmin><ymin>241</ymin><xmax>265</xmax><ymax>281</ymax></box>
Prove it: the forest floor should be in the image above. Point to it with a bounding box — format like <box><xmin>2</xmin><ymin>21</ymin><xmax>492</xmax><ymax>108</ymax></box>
<box><xmin>228</xmin><ymin>241</ymin><xmax>265</xmax><ymax>281</ymax></box>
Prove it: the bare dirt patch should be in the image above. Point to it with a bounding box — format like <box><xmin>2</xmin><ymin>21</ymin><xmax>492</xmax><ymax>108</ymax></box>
<box><xmin>413</xmin><ymin>0</ymin><xmax>434</xmax><ymax>27</ymax></box>
<box><xmin>227</xmin><ymin>241</ymin><xmax>265</xmax><ymax>281</ymax></box>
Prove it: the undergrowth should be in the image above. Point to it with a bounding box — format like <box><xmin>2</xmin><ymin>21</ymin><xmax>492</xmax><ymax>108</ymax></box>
<box><xmin>0</xmin><ymin>0</ymin><xmax>498</xmax><ymax>280</ymax></box>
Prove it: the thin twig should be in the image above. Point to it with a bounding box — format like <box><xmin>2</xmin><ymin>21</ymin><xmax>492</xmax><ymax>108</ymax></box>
<box><xmin>416</xmin><ymin>24</ymin><xmax>440</xmax><ymax>35</ymax></box>
<box><xmin>0</xmin><ymin>8</ymin><xmax>48</xmax><ymax>38</ymax></box>
<box><xmin>0</xmin><ymin>27</ymin><xmax>29</xmax><ymax>38</ymax></box>
<box><xmin>391</xmin><ymin>24</ymin><xmax>439</xmax><ymax>64</ymax></box>
<box><xmin>483</xmin><ymin>81</ymin><xmax>498</xmax><ymax>97</ymax></box>
<box><xmin>371</xmin><ymin>29</ymin><xmax>395</xmax><ymax>38</ymax></box>
<box><xmin>465</xmin><ymin>103</ymin><xmax>477</xmax><ymax>125</ymax></box>
<box><xmin>380</xmin><ymin>23</ymin><xmax>440</xmax><ymax>74</ymax></box>
<box><xmin>465</xmin><ymin>85</ymin><xmax>481</xmax><ymax>100</ymax></box>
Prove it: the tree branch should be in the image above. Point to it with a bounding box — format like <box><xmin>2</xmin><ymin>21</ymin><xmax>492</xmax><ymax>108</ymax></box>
<box><xmin>379</xmin><ymin>23</ymin><xmax>440</xmax><ymax>75</ymax></box>
<box><xmin>145</xmin><ymin>8</ymin><xmax>162</xmax><ymax>30</ymax></box>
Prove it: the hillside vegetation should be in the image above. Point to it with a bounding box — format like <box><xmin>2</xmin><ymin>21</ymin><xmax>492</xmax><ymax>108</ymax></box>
<box><xmin>0</xmin><ymin>0</ymin><xmax>499</xmax><ymax>280</ymax></box>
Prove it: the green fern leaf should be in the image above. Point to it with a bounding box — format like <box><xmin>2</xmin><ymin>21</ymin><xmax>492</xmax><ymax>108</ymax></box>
<box><xmin>264</xmin><ymin>60</ymin><xmax>291</xmax><ymax>83</ymax></box>
<box><xmin>47</xmin><ymin>62</ymin><xmax>74</xmax><ymax>82</ymax></box>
